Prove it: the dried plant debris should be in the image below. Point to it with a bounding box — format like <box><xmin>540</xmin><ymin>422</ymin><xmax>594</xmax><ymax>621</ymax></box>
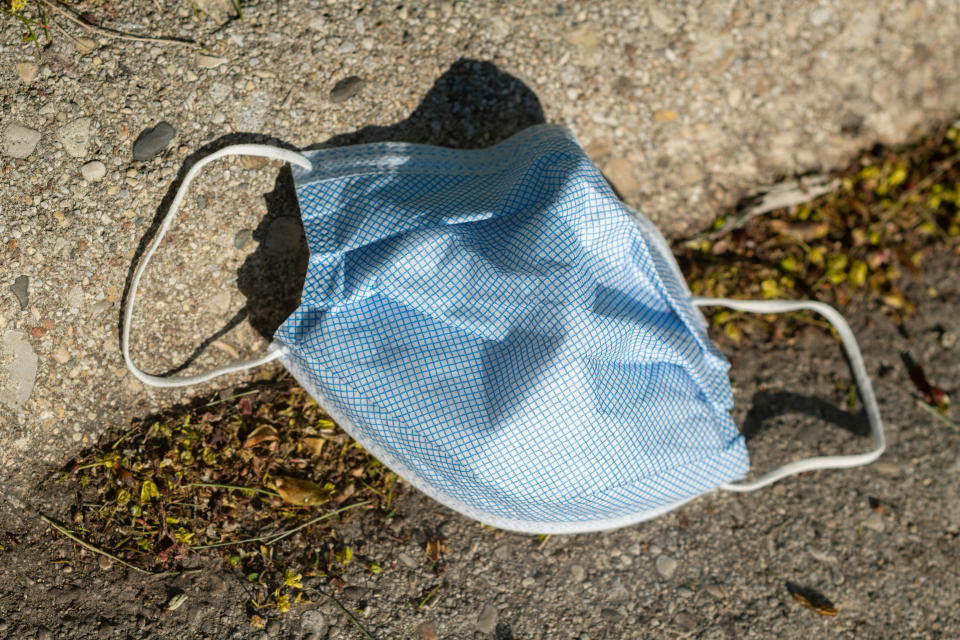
<box><xmin>902</xmin><ymin>351</ymin><xmax>951</xmax><ymax>413</ymax></box>
<box><xmin>786</xmin><ymin>582</ymin><xmax>839</xmax><ymax>617</ymax></box>
<box><xmin>45</xmin><ymin>375</ymin><xmax>399</xmax><ymax>622</ymax></box>
<box><xmin>676</xmin><ymin>122</ymin><xmax>960</xmax><ymax>341</ymax></box>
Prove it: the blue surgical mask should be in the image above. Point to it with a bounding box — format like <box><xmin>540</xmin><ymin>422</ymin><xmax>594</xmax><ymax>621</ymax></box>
<box><xmin>123</xmin><ymin>125</ymin><xmax>885</xmax><ymax>533</ymax></box>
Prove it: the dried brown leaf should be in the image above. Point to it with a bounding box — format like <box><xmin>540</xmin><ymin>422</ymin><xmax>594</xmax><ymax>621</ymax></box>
<box><xmin>242</xmin><ymin>425</ymin><xmax>279</xmax><ymax>449</ymax></box>
<box><xmin>769</xmin><ymin>219</ymin><xmax>830</xmax><ymax>242</ymax></box>
<box><xmin>302</xmin><ymin>437</ymin><xmax>325</xmax><ymax>457</ymax></box>
<box><xmin>787</xmin><ymin>582</ymin><xmax>838</xmax><ymax>617</ymax></box>
<box><xmin>272</xmin><ymin>476</ymin><xmax>335</xmax><ymax>507</ymax></box>
<box><xmin>909</xmin><ymin>362</ymin><xmax>948</xmax><ymax>407</ymax></box>
<box><xmin>425</xmin><ymin>539</ymin><xmax>448</xmax><ymax>564</ymax></box>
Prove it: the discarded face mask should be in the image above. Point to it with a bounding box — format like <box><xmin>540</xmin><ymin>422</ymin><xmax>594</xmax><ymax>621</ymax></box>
<box><xmin>123</xmin><ymin>125</ymin><xmax>885</xmax><ymax>534</ymax></box>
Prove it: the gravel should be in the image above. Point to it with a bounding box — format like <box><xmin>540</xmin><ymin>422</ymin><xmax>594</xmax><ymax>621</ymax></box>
<box><xmin>57</xmin><ymin>117</ymin><xmax>92</xmax><ymax>158</ymax></box>
<box><xmin>299</xmin><ymin>611</ymin><xmax>327</xmax><ymax>638</ymax></box>
<box><xmin>329</xmin><ymin>76</ymin><xmax>366</xmax><ymax>103</ymax></box>
<box><xmin>132</xmin><ymin>122</ymin><xmax>176</xmax><ymax>161</ymax></box>
<box><xmin>16</xmin><ymin>61</ymin><xmax>38</xmax><ymax>84</ymax></box>
<box><xmin>81</xmin><ymin>160</ymin><xmax>107</xmax><ymax>183</ymax></box>
<box><xmin>416</xmin><ymin>621</ymin><xmax>439</xmax><ymax>640</ymax></box>
<box><xmin>3</xmin><ymin>123</ymin><xmax>41</xmax><ymax>159</ymax></box>
<box><xmin>0</xmin><ymin>331</ymin><xmax>38</xmax><ymax>410</ymax></box>
<box><xmin>9</xmin><ymin>275</ymin><xmax>29</xmax><ymax>310</ymax></box>
<box><xmin>477</xmin><ymin>604</ymin><xmax>498</xmax><ymax>634</ymax></box>
<box><xmin>233</xmin><ymin>229</ymin><xmax>253</xmax><ymax>250</ymax></box>
<box><xmin>602</xmin><ymin>157</ymin><xmax>640</xmax><ymax>196</ymax></box>
<box><xmin>656</xmin><ymin>554</ymin><xmax>678</xmax><ymax>579</ymax></box>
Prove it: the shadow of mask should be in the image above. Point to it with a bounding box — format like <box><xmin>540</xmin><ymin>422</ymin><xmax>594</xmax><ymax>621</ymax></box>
<box><xmin>236</xmin><ymin>58</ymin><xmax>547</xmax><ymax>344</ymax></box>
<box><xmin>742</xmin><ymin>389</ymin><xmax>871</xmax><ymax>442</ymax></box>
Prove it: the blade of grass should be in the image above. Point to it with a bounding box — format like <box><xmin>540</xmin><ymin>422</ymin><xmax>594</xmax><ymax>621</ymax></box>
<box><xmin>417</xmin><ymin>583</ymin><xmax>443</xmax><ymax>609</ymax></box>
<box><xmin>915</xmin><ymin>398</ymin><xmax>959</xmax><ymax>431</ymax></box>
<box><xmin>40</xmin><ymin>514</ymin><xmax>176</xmax><ymax>576</ymax></box>
<box><xmin>185</xmin><ymin>482</ymin><xmax>280</xmax><ymax>498</ymax></box>
<box><xmin>190</xmin><ymin>501</ymin><xmax>371</xmax><ymax>550</ymax></box>
<box><xmin>204</xmin><ymin>389</ymin><xmax>260</xmax><ymax>407</ymax></box>
<box><xmin>37</xmin><ymin>0</ymin><xmax>198</xmax><ymax>47</ymax></box>
<box><xmin>307</xmin><ymin>586</ymin><xmax>376</xmax><ymax>640</ymax></box>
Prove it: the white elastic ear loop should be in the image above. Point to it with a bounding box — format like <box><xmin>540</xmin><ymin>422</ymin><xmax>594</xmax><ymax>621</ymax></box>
<box><xmin>692</xmin><ymin>297</ymin><xmax>885</xmax><ymax>492</ymax></box>
<box><xmin>122</xmin><ymin>144</ymin><xmax>313</xmax><ymax>388</ymax></box>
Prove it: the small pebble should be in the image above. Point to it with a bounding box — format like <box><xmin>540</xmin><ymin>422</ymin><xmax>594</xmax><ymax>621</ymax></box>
<box><xmin>81</xmin><ymin>160</ymin><xmax>106</xmax><ymax>183</ymax></box>
<box><xmin>330</xmin><ymin>76</ymin><xmax>365</xmax><ymax>103</ymax></box>
<box><xmin>653</xmin><ymin>109</ymin><xmax>678</xmax><ymax>123</ymax></box>
<box><xmin>600</xmin><ymin>608</ymin><xmax>620</xmax><ymax>622</ymax></box>
<box><xmin>16</xmin><ymin>62</ymin><xmax>38</xmax><ymax>83</ymax></box>
<box><xmin>477</xmin><ymin>604</ymin><xmax>497</xmax><ymax>634</ymax></box>
<box><xmin>66</xmin><ymin>284</ymin><xmax>83</xmax><ymax>310</ymax></box>
<box><xmin>416</xmin><ymin>621</ymin><xmax>439</xmax><ymax>640</ymax></box>
<box><xmin>4</xmin><ymin>123</ymin><xmax>41</xmax><ymax>159</ymax></box>
<box><xmin>233</xmin><ymin>229</ymin><xmax>253</xmax><ymax>250</ymax></box>
<box><xmin>58</xmin><ymin>117</ymin><xmax>92</xmax><ymax>158</ymax></box>
<box><xmin>133</xmin><ymin>122</ymin><xmax>176</xmax><ymax>161</ymax></box>
<box><xmin>73</xmin><ymin>38</ymin><xmax>96</xmax><ymax>54</ymax></box>
<box><xmin>196</xmin><ymin>54</ymin><xmax>227</xmax><ymax>69</ymax></box>
<box><xmin>680</xmin><ymin>161</ymin><xmax>704</xmax><ymax>185</ymax></box>
<box><xmin>648</xmin><ymin>6</ymin><xmax>674</xmax><ymax>32</ymax></box>
<box><xmin>342</xmin><ymin>586</ymin><xmax>365</xmax><ymax>599</ymax></box>
<box><xmin>864</xmin><ymin>511</ymin><xmax>885</xmax><ymax>533</ymax></box>
<box><xmin>705</xmin><ymin>583</ymin><xmax>726</xmax><ymax>599</ymax></box>
<box><xmin>300</xmin><ymin>610</ymin><xmax>327</xmax><ymax>637</ymax></box>
<box><xmin>603</xmin><ymin>157</ymin><xmax>640</xmax><ymax>195</ymax></box>
<box><xmin>809</xmin><ymin>7</ymin><xmax>832</xmax><ymax>27</ymax></box>
<box><xmin>11</xmin><ymin>275</ymin><xmax>29</xmax><ymax>310</ymax></box>
<box><xmin>673</xmin><ymin>613</ymin><xmax>697</xmax><ymax>633</ymax></box>
<box><xmin>656</xmin><ymin>554</ymin><xmax>678</xmax><ymax>579</ymax></box>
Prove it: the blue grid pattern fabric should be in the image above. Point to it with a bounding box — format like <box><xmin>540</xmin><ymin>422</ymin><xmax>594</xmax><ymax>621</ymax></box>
<box><xmin>274</xmin><ymin>125</ymin><xmax>748</xmax><ymax>533</ymax></box>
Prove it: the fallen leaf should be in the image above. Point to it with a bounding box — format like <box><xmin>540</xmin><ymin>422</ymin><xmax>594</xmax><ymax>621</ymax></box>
<box><xmin>302</xmin><ymin>437</ymin><xmax>325</xmax><ymax>457</ymax></box>
<box><xmin>117</xmin><ymin>466</ymin><xmax>135</xmax><ymax>488</ymax></box>
<box><xmin>336</xmin><ymin>546</ymin><xmax>353</xmax><ymax>565</ymax></box>
<box><xmin>140</xmin><ymin>479</ymin><xmax>160</xmax><ymax>503</ymax></box>
<box><xmin>272</xmin><ymin>476</ymin><xmax>335</xmax><ymax>507</ymax></box>
<box><xmin>164</xmin><ymin>593</ymin><xmax>188</xmax><ymax>612</ymax></box>
<box><xmin>908</xmin><ymin>362</ymin><xmax>947</xmax><ymax>407</ymax></box>
<box><xmin>334</xmin><ymin>482</ymin><xmax>356</xmax><ymax>504</ymax></box>
<box><xmin>786</xmin><ymin>582</ymin><xmax>838</xmax><ymax>616</ymax></box>
<box><xmin>243</xmin><ymin>425</ymin><xmax>279</xmax><ymax>448</ymax></box>
<box><xmin>425</xmin><ymin>539</ymin><xmax>448</xmax><ymax>564</ymax></box>
<box><xmin>769</xmin><ymin>219</ymin><xmax>830</xmax><ymax>242</ymax></box>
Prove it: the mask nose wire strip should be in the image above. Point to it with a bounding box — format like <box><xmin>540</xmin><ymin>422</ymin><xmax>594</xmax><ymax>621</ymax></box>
<box><xmin>691</xmin><ymin>297</ymin><xmax>885</xmax><ymax>492</ymax></box>
<box><xmin>122</xmin><ymin>144</ymin><xmax>313</xmax><ymax>389</ymax></box>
